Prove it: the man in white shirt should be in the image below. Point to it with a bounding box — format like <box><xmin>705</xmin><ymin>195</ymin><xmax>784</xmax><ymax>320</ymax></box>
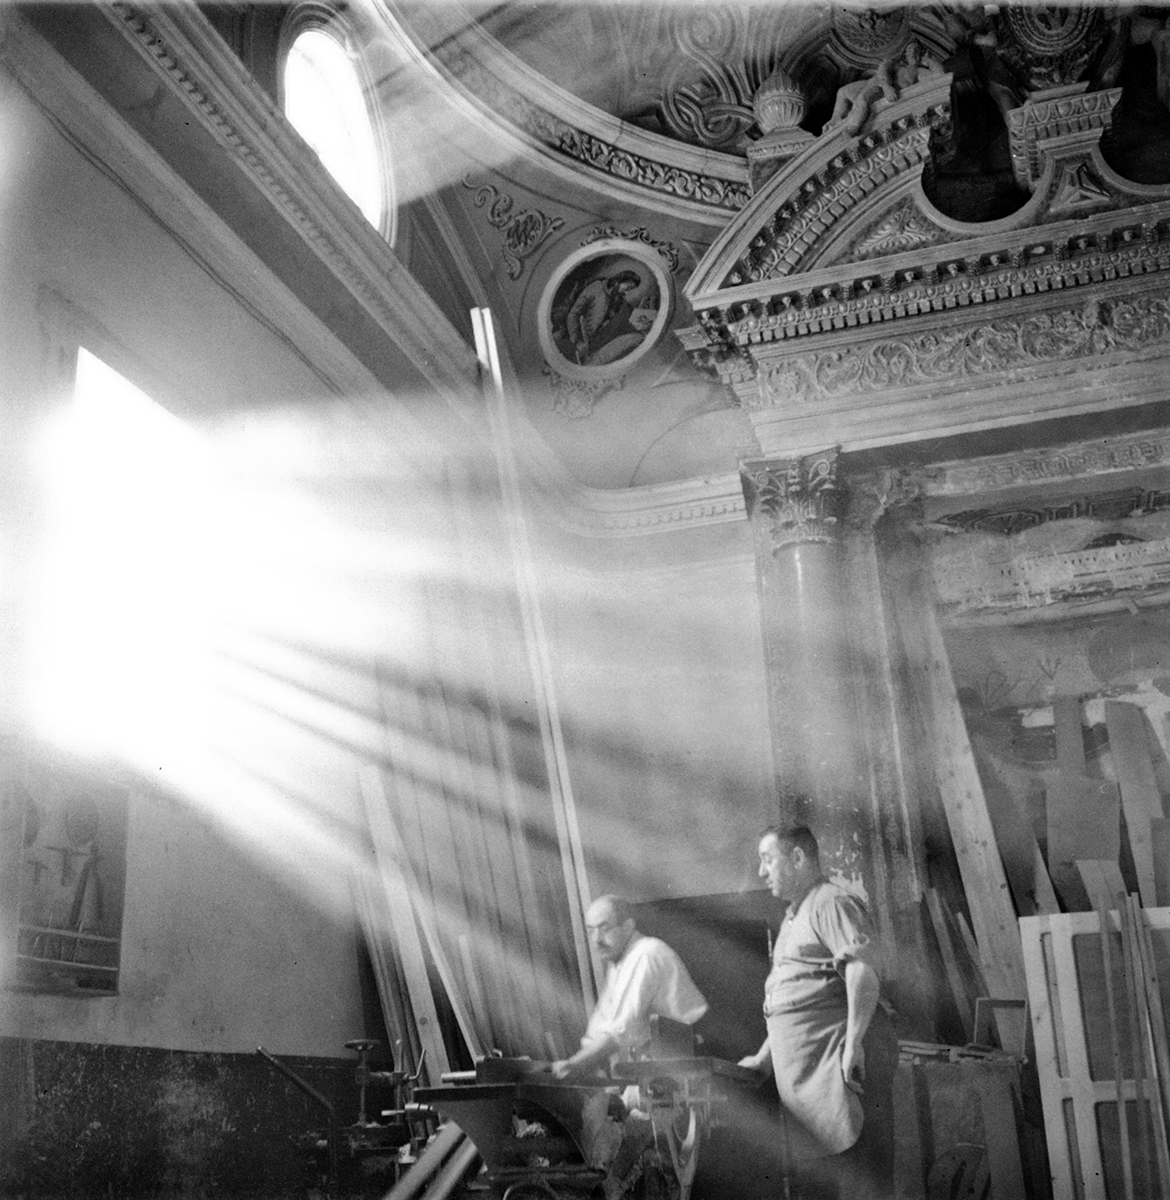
<box><xmin>552</xmin><ymin>894</ymin><xmax>708</xmax><ymax>1079</ymax></box>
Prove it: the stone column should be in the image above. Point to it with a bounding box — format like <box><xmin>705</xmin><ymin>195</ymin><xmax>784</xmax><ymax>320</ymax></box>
<box><xmin>742</xmin><ymin>456</ymin><xmax>936</xmax><ymax>1028</ymax></box>
<box><xmin>740</xmin><ymin>449</ymin><xmax>865</xmax><ymax>869</ymax></box>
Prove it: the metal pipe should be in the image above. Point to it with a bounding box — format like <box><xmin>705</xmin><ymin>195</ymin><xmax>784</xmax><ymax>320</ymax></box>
<box><xmin>383</xmin><ymin>1123</ymin><xmax>466</xmax><ymax>1200</ymax></box>
<box><xmin>412</xmin><ymin>1140</ymin><xmax>479</xmax><ymax>1200</ymax></box>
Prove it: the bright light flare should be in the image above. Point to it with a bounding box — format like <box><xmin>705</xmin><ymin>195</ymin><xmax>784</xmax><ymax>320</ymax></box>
<box><xmin>284</xmin><ymin>28</ymin><xmax>385</xmax><ymax>230</ymax></box>
<box><xmin>29</xmin><ymin>348</ymin><xmax>218</xmax><ymax>767</ymax></box>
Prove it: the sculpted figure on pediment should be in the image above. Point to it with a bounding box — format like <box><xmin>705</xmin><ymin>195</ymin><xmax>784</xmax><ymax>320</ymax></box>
<box><xmin>824</xmin><ymin>38</ymin><xmax>946</xmax><ymax>138</ymax></box>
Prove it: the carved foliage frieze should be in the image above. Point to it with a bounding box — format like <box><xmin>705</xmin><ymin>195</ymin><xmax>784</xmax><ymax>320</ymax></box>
<box><xmin>453</xmin><ymin>58</ymin><xmax>750</xmax><ymax>211</ymax></box>
<box><xmin>757</xmin><ymin>291</ymin><xmax>1170</xmax><ymax>408</ymax></box>
<box><xmin>851</xmin><ymin>200</ymin><xmax>947</xmax><ymax>260</ymax></box>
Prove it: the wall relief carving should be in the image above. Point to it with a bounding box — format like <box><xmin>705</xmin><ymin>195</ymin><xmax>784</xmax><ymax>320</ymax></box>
<box><xmin>463</xmin><ymin>179</ymin><xmax>564</xmax><ymax>279</ymax></box>
<box><xmin>757</xmin><ymin>290</ymin><xmax>1170</xmax><ymax>407</ymax></box>
<box><xmin>541</xmin><ymin>367</ymin><xmax>622</xmax><ymax>420</ymax></box>
<box><xmin>852</xmin><ymin>201</ymin><xmax>945</xmax><ymax>260</ymax></box>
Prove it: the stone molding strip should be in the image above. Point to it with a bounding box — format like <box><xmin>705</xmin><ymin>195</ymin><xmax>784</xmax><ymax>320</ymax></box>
<box><xmin>536</xmin><ymin>472</ymin><xmax>748</xmax><ymax>538</ymax></box>
<box><xmin>93</xmin><ymin>2</ymin><xmax>483</xmax><ymax>414</ymax></box>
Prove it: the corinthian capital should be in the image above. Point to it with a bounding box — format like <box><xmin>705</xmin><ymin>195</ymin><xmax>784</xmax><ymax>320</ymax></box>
<box><xmin>740</xmin><ymin>448</ymin><xmax>842</xmax><ymax>551</ymax></box>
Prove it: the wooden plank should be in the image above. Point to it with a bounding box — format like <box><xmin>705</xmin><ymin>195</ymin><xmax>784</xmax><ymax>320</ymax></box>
<box><xmin>1053</xmin><ymin>695</ymin><xmax>1088</xmax><ymax>775</ymax></box>
<box><xmin>981</xmin><ymin>753</ymin><xmax>1059</xmax><ymax>916</ymax></box>
<box><xmin>1020</xmin><ymin>915</ymin><xmax>1078</xmax><ymax>1200</ymax></box>
<box><xmin>1048</xmin><ymin>774</ymin><xmax>1122</xmax><ymax>910</ymax></box>
<box><xmin>1116</xmin><ymin>890</ymin><xmax>1156</xmax><ymax>1197</ymax></box>
<box><xmin>919</xmin><ymin>605</ymin><xmax>1028</xmax><ymax>1009</ymax></box>
<box><xmin>1077</xmin><ymin>859</ymin><xmax>1126</xmax><ymax>915</ymax></box>
<box><xmin>1130</xmin><ymin>898</ymin><xmax>1170</xmax><ymax>1170</ymax></box>
<box><xmin>1106</xmin><ymin>702</ymin><xmax>1165</xmax><ymax>907</ymax></box>
<box><xmin>951</xmin><ymin>907</ymin><xmax>990</xmax><ymax>998</ymax></box>
<box><xmin>367</xmin><ymin>762</ymin><xmax>484</xmax><ymax>1063</ymax></box>
<box><xmin>351</xmin><ymin>870</ymin><xmax>419</xmax><ymax>1070</ymax></box>
<box><xmin>972</xmin><ymin>1070</ymin><xmax>1027</xmax><ymax>1200</ymax></box>
<box><xmin>925</xmin><ymin>888</ymin><xmax>974</xmax><ymax>1038</ymax></box>
<box><xmin>358</xmin><ymin>765</ymin><xmax>452</xmax><ymax>1083</ymax></box>
<box><xmin>1152</xmin><ymin>819</ymin><xmax>1170</xmax><ymax>907</ymax></box>
<box><xmin>1050</xmin><ymin>917</ymin><xmax>1108</xmax><ymax>1199</ymax></box>
<box><xmin>472</xmin><ymin>307</ymin><xmax>597</xmax><ymax>1007</ymax></box>
<box><xmin>458</xmin><ymin>933</ymin><xmax>492</xmax><ymax>1053</ymax></box>
<box><xmin>1092</xmin><ymin>881</ymin><xmax>1135</xmax><ymax>1200</ymax></box>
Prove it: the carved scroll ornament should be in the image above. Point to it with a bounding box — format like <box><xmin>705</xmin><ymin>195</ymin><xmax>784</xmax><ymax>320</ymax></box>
<box><xmin>758</xmin><ymin>291</ymin><xmax>1170</xmax><ymax>408</ymax></box>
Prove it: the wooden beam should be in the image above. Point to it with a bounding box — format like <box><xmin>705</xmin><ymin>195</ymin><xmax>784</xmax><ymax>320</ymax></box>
<box><xmin>918</xmin><ymin>605</ymin><xmax>1028</xmax><ymax>1006</ymax></box>
<box><xmin>358</xmin><ymin>765</ymin><xmax>452</xmax><ymax>1083</ymax></box>
<box><xmin>1106</xmin><ymin>703</ymin><xmax>1164</xmax><ymax>906</ymax></box>
<box><xmin>471</xmin><ymin>306</ymin><xmax>597</xmax><ymax>1008</ymax></box>
<box><xmin>1048</xmin><ymin>775</ymin><xmax>1121</xmax><ymax>911</ymax></box>
<box><xmin>1152</xmin><ymin>818</ymin><xmax>1170</xmax><ymax>907</ymax></box>
<box><xmin>925</xmin><ymin>888</ymin><xmax>974</xmax><ymax>1039</ymax></box>
<box><xmin>1093</xmin><ymin>884</ymin><xmax>1135</xmax><ymax>1200</ymax></box>
<box><xmin>1053</xmin><ymin>696</ymin><xmax>1088</xmax><ymax>775</ymax></box>
<box><xmin>980</xmin><ymin>752</ymin><xmax>1059</xmax><ymax>916</ymax></box>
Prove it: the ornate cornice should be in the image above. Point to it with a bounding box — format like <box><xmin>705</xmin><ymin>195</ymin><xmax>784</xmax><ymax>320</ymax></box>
<box><xmin>741</xmin><ymin>449</ymin><xmax>842</xmax><ymax>550</ymax></box>
<box><xmin>698</xmin><ymin>212</ymin><xmax>1170</xmax><ymax>370</ymax></box>
<box><xmin>751</xmin><ymin>287</ymin><xmax>1170</xmax><ymax>410</ymax></box>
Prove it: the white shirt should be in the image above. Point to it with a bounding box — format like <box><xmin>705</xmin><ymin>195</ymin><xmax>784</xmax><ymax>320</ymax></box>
<box><xmin>582</xmin><ymin>932</ymin><xmax>708</xmax><ymax>1058</ymax></box>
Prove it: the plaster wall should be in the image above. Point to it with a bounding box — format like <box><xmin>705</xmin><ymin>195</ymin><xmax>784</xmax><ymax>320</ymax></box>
<box><xmin>0</xmin><ymin>64</ymin><xmax>369</xmax><ymax>1057</ymax></box>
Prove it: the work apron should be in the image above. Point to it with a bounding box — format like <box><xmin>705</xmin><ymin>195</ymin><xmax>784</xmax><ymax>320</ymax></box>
<box><xmin>766</xmin><ymin>1003</ymin><xmax>863</xmax><ymax>1160</ymax></box>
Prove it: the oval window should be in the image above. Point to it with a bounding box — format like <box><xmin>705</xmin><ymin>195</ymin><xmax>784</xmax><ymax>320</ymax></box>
<box><xmin>283</xmin><ymin>27</ymin><xmax>385</xmax><ymax>230</ymax></box>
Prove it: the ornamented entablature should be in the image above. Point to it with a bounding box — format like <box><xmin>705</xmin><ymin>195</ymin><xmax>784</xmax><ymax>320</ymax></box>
<box><xmin>678</xmin><ymin>72</ymin><xmax>1170</xmax><ymax>454</ymax></box>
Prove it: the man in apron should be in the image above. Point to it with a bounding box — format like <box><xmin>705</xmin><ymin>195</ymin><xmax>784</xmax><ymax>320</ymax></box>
<box><xmin>739</xmin><ymin>825</ymin><xmax>898</xmax><ymax>1200</ymax></box>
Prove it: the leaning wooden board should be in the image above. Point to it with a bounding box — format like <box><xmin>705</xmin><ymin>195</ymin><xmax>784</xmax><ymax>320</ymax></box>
<box><xmin>1021</xmin><ymin>906</ymin><xmax>1170</xmax><ymax>1200</ymax></box>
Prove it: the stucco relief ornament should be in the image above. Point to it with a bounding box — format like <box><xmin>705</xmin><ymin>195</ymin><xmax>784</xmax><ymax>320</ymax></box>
<box><xmin>541</xmin><ymin>367</ymin><xmax>621</xmax><ymax>420</ymax></box>
<box><xmin>741</xmin><ymin>449</ymin><xmax>842</xmax><ymax>550</ymax></box>
<box><xmin>853</xmin><ymin>202</ymin><xmax>941</xmax><ymax>259</ymax></box>
<box><xmin>463</xmin><ymin>179</ymin><xmax>564</xmax><ymax>280</ymax></box>
<box><xmin>580</xmin><ymin>226</ymin><xmax>682</xmax><ymax>274</ymax></box>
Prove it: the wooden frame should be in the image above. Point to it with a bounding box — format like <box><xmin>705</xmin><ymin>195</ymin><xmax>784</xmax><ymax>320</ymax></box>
<box><xmin>1021</xmin><ymin>906</ymin><xmax>1170</xmax><ymax>1200</ymax></box>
